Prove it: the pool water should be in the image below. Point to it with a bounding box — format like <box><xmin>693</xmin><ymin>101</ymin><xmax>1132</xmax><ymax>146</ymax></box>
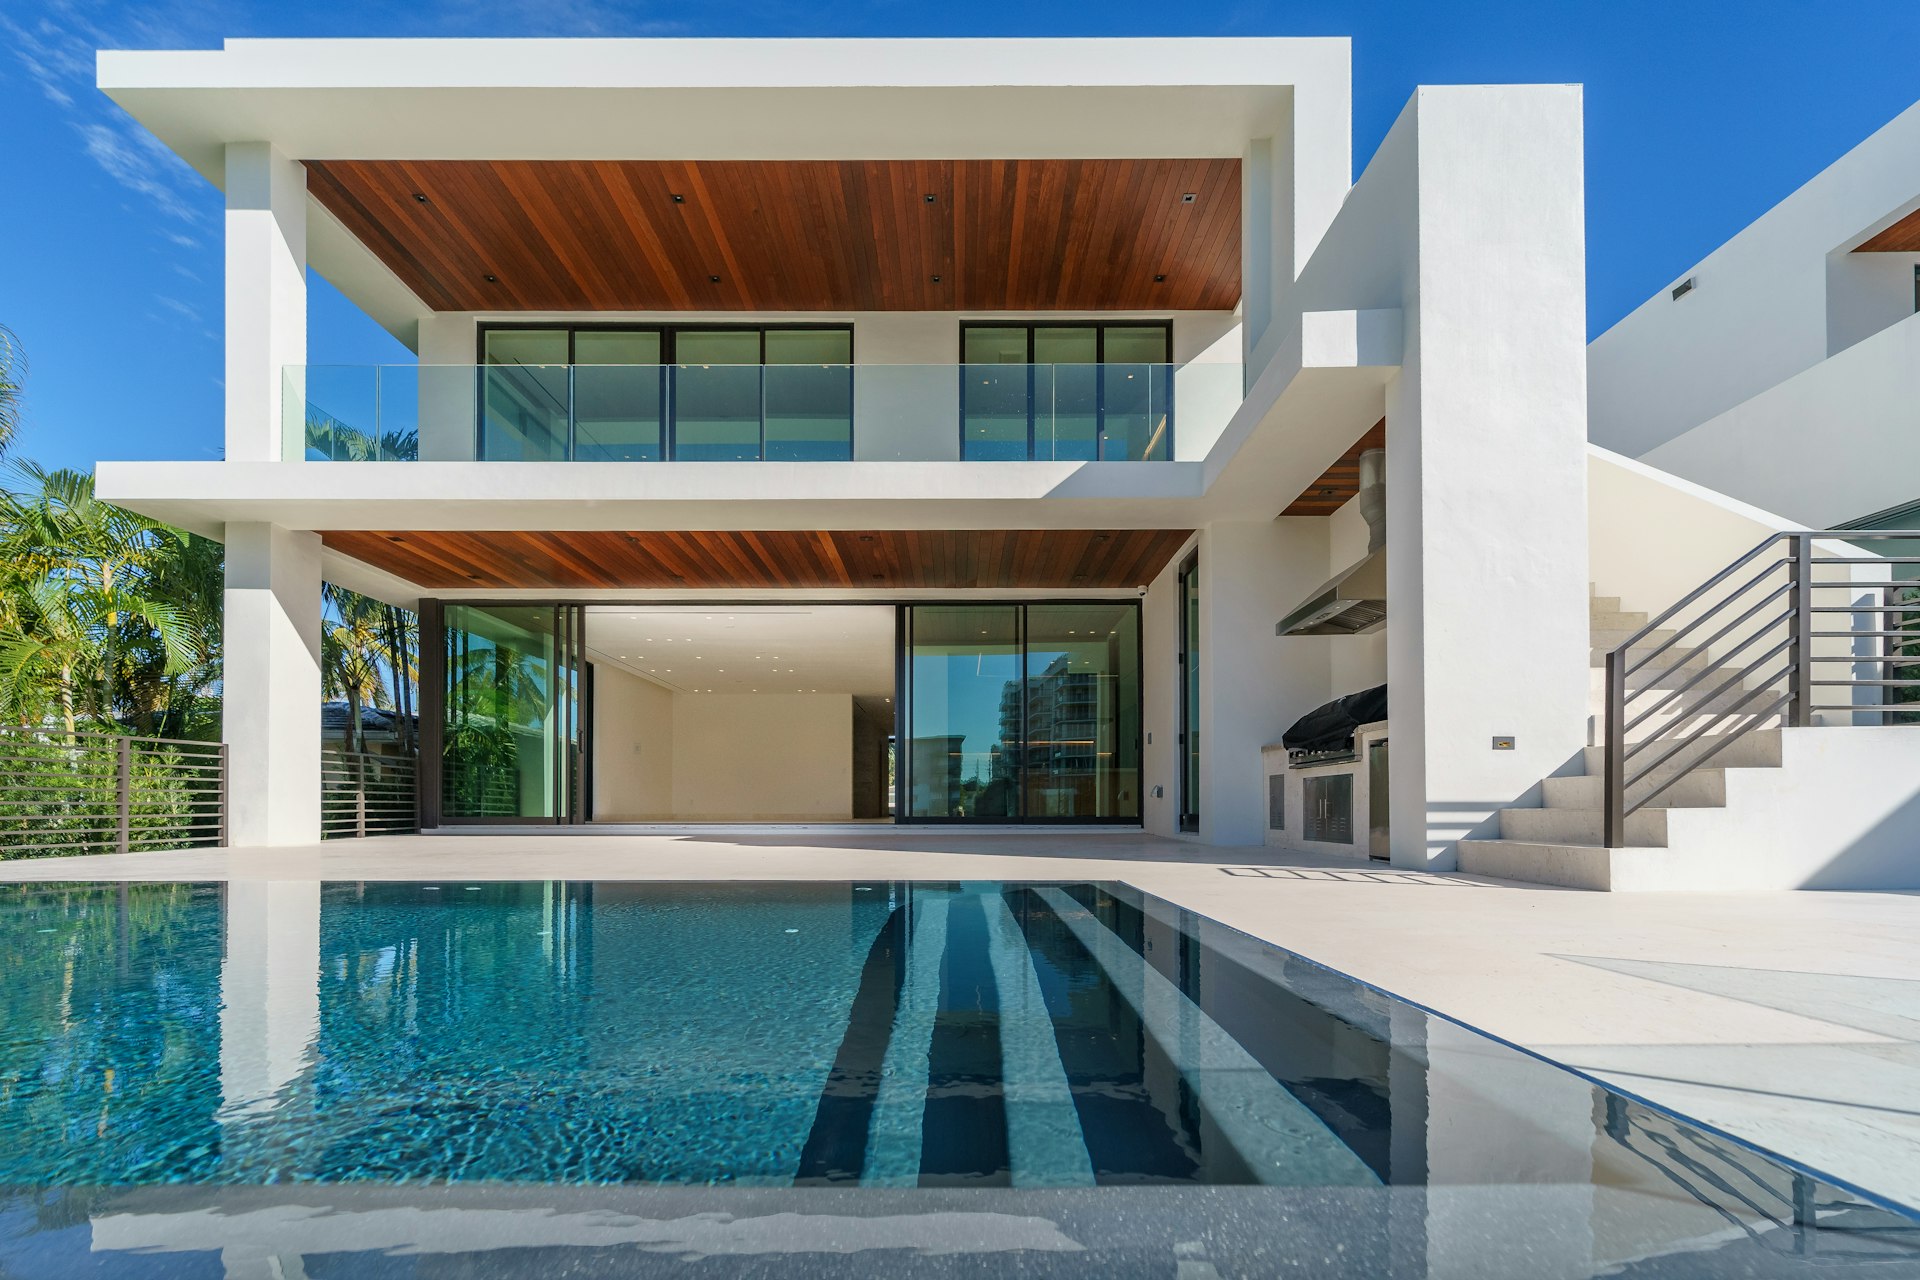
<box><xmin>0</xmin><ymin>879</ymin><xmax>1914</xmax><ymax>1277</ymax></box>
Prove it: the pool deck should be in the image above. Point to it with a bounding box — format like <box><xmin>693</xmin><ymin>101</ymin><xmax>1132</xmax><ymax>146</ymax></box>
<box><xmin>5</xmin><ymin>830</ymin><xmax>1919</xmax><ymax>1214</ymax></box>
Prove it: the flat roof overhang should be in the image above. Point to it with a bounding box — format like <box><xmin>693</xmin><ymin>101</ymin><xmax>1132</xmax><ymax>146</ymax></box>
<box><xmin>98</xmin><ymin>37</ymin><xmax>1347</xmax><ymax>333</ymax></box>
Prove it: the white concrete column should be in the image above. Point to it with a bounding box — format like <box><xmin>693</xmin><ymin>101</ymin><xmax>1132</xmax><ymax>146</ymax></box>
<box><xmin>1242</xmin><ymin>56</ymin><xmax>1354</xmax><ymax>380</ymax></box>
<box><xmin>417</xmin><ymin>312</ymin><xmax>478</xmax><ymax>461</ymax></box>
<box><xmin>225</xmin><ymin>142</ymin><xmax>307</xmax><ymax>462</ymax></box>
<box><xmin>1385</xmin><ymin>86</ymin><xmax>1591</xmax><ymax>870</ymax></box>
<box><xmin>223</xmin><ymin>523</ymin><xmax>323</xmax><ymax>846</ymax></box>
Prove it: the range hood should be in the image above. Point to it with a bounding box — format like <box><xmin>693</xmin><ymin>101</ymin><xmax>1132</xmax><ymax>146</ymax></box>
<box><xmin>1276</xmin><ymin>448</ymin><xmax>1388</xmax><ymax>637</ymax></box>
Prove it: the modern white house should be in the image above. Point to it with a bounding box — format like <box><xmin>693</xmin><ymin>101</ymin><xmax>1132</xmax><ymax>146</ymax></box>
<box><xmin>90</xmin><ymin>38</ymin><xmax>1920</xmax><ymax>889</ymax></box>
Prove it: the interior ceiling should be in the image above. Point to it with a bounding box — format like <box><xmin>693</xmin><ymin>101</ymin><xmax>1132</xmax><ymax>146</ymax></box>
<box><xmin>1853</xmin><ymin>207</ymin><xmax>1920</xmax><ymax>253</ymax></box>
<box><xmin>1280</xmin><ymin>418</ymin><xmax>1387</xmax><ymax>517</ymax></box>
<box><xmin>305</xmin><ymin>158</ymin><xmax>1242</xmax><ymax>313</ymax></box>
<box><xmin>321</xmin><ymin>528</ymin><xmax>1194</xmax><ymax>590</ymax></box>
<box><xmin>586</xmin><ymin>605</ymin><xmax>895</xmax><ymax>697</ymax></box>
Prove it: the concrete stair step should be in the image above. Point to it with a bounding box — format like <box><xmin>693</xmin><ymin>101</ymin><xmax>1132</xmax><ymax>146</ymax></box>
<box><xmin>1543</xmin><ymin>770</ymin><xmax>1726</xmax><ymax>809</ymax></box>
<box><xmin>1589</xmin><ymin>640</ymin><xmax>1715</xmax><ymax>674</ymax></box>
<box><xmin>1580</xmin><ymin>729</ymin><xmax>1783</xmax><ymax>777</ymax></box>
<box><xmin>1457</xmin><ymin>839</ymin><xmax>1618</xmax><ymax>891</ymax></box>
<box><xmin>1499</xmin><ymin>804</ymin><xmax>1667</xmax><ymax>847</ymax></box>
<box><xmin>1589</xmin><ymin>705</ymin><xmax>1787</xmax><ymax>748</ymax></box>
<box><xmin>1589</xmin><ymin>593</ymin><xmax>1622</xmax><ymax>615</ymax></box>
<box><xmin>1588</xmin><ymin>609</ymin><xmax>1651</xmax><ymax>632</ymax></box>
<box><xmin>1590</xmin><ymin>625</ymin><xmax>1677</xmax><ymax>651</ymax></box>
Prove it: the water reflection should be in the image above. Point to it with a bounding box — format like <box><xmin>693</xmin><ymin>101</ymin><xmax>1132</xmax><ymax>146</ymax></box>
<box><xmin>0</xmin><ymin>879</ymin><xmax>1911</xmax><ymax>1278</ymax></box>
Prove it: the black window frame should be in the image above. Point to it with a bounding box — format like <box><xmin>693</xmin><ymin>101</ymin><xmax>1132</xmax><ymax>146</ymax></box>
<box><xmin>475</xmin><ymin>321</ymin><xmax>856</xmax><ymax>461</ymax></box>
<box><xmin>1177</xmin><ymin>550</ymin><xmax>1201</xmax><ymax>833</ymax></box>
<box><xmin>957</xmin><ymin>320</ymin><xmax>1176</xmax><ymax>462</ymax></box>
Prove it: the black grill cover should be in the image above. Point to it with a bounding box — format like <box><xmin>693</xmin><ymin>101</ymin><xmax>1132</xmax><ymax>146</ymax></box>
<box><xmin>1281</xmin><ymin>684</ymin><xmax>1388</xmax><ymax>754</ymax></box>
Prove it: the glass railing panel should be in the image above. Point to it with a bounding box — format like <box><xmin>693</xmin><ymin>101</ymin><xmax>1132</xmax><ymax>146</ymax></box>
<box><xmin>279</xmin><ymin>362</ymin><xmax>1241</xmax><ymax>463</ymax></box>
<box><xmin>480</xmin><ymin>364</ymin><xmax>569</xmax><ymax>461</ymax></box>
<box><xmin>574</xmin><ymin>364</ymin><xmax>663</xmax><ymax>462</ymax></box>
<box><xmin>763</xmin><ymin>364</ymin><xmax>854</xmax><ymax>462</ymax></box>
<box><xmin>672</xmin><ymin>364</ymin><xmax>763</xmax><ymax>461</ymax></box>
<box><xmin>1101</xmin><ymin>363</ymin><xmax>1173</xmax><ymax>462</ymax></box>
<box><xmin>961</xmin><ymin>366</ymin><xmax>1031</xmax><ymax>461</ymax></box>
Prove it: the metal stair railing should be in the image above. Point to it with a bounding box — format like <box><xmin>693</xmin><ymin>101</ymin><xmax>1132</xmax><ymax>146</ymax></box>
<box><xmin>1602</xmin><ymin>530</ymin><xmax>1920</xmax><ymax>848</ymax></box>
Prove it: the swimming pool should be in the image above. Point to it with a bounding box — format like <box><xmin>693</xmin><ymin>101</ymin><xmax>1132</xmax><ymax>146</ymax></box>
<box><xmin>0</xmin><ymin>879</ymin><xmax>1912</xmax><ymax>1276</ymax></box>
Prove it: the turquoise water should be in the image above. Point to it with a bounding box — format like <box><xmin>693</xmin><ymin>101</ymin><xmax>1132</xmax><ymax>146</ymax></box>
<box><xmin>0</xmin><ymin>879</ymin><xmax>1912</xmax><ymax>1277</ymax></box>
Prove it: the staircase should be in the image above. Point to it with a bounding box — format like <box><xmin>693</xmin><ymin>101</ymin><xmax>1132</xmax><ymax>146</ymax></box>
<box><xmin>1458</xmin><ymin>530</ymin><xmax>1920</xmax><ymax>891</ymax></box>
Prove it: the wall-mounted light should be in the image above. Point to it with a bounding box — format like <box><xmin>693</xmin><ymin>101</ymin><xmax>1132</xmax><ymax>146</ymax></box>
<box><xmin>1671</xmin><ymin>276</ymin><xmax>1697</xmax><ymax>300</ymax></box>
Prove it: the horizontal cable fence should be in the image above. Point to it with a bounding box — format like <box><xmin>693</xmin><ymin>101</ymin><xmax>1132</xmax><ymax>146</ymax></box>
<box><xmin>322</xmin><ymin>748</ymin><xmax>419</xmax><ymax>839</ymax></box>
<box><xmin>0</xmin><ymin>727</ymin><xmax>226</xmax><ymax>860</ymax></box>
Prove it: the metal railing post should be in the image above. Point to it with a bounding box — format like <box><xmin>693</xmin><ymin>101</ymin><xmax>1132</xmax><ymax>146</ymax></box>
<box><xmin>218</xmin><ymin>743</ymin><xmax>230</xmax><ymax>847</ymax></box>
<box><xmin>355</xmin><ymin>753</ymin><xmax>368</xmax><ymax>839</ymax></box>
<box><xmin>1790</xmin><ymin>533</ymin><xmax>1814</xmax><ymax>728</ymax></box>
<box><xmin>115</xmin><ymin>736</ymin><xmax>132</xmax><ymax>855</ymax></box>
<box><xmin>1603</xmin><ymin>649</ymin><xmax>1625</xmax><ymax>848</ymax></box>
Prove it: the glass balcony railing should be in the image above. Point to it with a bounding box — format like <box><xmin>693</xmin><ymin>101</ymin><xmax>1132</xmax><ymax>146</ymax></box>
<box><xmin>283</xmin><ymin>363</ymin><xmax>1243</xmax><ymax>464</ymax></box>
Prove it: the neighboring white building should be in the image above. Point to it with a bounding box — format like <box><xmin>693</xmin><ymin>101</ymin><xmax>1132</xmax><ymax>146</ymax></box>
<box><xmin>1589</xmin><ymin>97</ymin><xmax>1920</xmax><ymax>528</ymax></box>
<box><xmin>91</xmin><ymin>38</ymin><xmax>1920</xmax><ymax>888</ymax></box>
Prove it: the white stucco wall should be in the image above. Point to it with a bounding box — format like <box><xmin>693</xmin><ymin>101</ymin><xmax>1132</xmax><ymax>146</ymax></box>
<box><xmin>1589</xmin><ymin>98</ymin><xmax>1920</xmax><ymax>462</ymax></box>
<box><xmin>1638</xmin><ymin>309</ymin><xmax>1920</xmax><ymax>527</ymax></box>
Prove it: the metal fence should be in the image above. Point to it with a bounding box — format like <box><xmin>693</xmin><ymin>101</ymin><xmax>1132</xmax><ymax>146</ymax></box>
<box><xmin>0</xmin><ymin>726</ymin><xmax>226</xmax><ymax>859</ymax></box>
<box><xmin>321</xmin><ymin>748</ymin><xmax>419</xmax><ymax>839</ymax></box>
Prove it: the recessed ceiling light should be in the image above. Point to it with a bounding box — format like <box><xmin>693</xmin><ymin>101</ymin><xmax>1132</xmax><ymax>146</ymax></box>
<box><xmin>483</xmin><ymin>274</ymin><xmax>498</xmax><ymax>283</ymax></box>
<box><xmin>1180</xmin><ymin>193</ymin><xmax>1197</xmax><ymax>204</ymax></box>
<box><xmin>1153</xmin><ymin>274</ymin><xmax>1167</xmax><ymax>283</ymax></box>
<box><xmin>930</xmin><ymin>275</ymin><xmax>941</xmax><ymax>283</ymax></box>
<box><xmin>924</xmin><ymin>193</ymin><xmax>936</xmax><ymax>203</ymax></box>
<box><xmin>671</xmin><ymin>193</ymin><xmax>685</xmax><ymax>203</ymax></box>
<box><xmin>708</xmin><ymin>274</ymin><xmax>721</xmax><ymax>283</ymax></box>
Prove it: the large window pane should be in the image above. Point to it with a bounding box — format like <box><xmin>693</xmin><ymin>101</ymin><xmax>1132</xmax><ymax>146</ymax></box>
<box><xmin>1024</xmin><ymin>604</ymin><xmax>1140</xmax><ymax>818</ymax></box>
<box><xmin>764</xmin><ymin>330</ymin><xmax>853</xmax><ymax>461</ymax></box>
<box><xmin>906</xmin><ymin>606</ymin><xmax>1021</xmax><ymax>819</ymax></box>
<box><xmin>443</xmin><ymin>605</ymin><xmax>565</xmax><ymax>819</ymax></box>
<box><xmin>1103</xmin><ymin>326</ymin><xmax>1172</xmax><ymax>461</ymax></box>
<box><xmin>481</xmin><ymin>330</ymin><xmax>569</xmax><ymax>461</ymax></box>
<box><xmin>962</xmin><ymin>327</ymin><xmax>1031</xmax><ymax>460</ymax></box>
<box><xmin>673</xmin><ymin>333</ymin><xmax>763</xmax><ymax>461</ymax></box>
<box><xmin>573</xmin><ymin>330</ymin><xmax>662</xmax><ymax>462</ymax></box>
<box><xmin>1032</xmin><ymin>328</ymin><xmax>1098</xmax><ymax>460</ymax></box>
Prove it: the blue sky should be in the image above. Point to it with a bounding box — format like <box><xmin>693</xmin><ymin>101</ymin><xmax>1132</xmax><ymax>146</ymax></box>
<box><xmin>2</xmin><ymin>0</ymin><xmax>1916</xmax><ymax>472</ymax></box>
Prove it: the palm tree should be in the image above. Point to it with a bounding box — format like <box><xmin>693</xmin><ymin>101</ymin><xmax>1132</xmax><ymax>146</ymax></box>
<box><xmin>0</xmin><ymin>325</ymin><xmax>23</xmax><ymax>458</ymax></box>
<box><xmin>0</xmin><ymin>463</ymin><xmax>199</xmax><ymax>736</ymax></box>
<box><xmin>322</xmin><ymin>586</ymin><xmax>399</xmax><ymax>754</ymax></box>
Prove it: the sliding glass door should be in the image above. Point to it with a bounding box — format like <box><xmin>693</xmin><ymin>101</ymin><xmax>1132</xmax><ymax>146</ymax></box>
<box><xmin>437</xmin><ymin>604</ymin><xmax>585</xmax><ymax>824</ymax></box>
<box><xmin>901</xmin><ymin>603</ymin><xmax>1141</xmax><ymax>823</ymax></box>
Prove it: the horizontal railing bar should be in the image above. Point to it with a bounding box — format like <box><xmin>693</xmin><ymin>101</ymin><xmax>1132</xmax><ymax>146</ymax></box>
<box><xmin>0</xmin><ymin>727</ymin><xmax>225</xmax><ymax>750</ymax></box>
<box><xmin>0</xmin><ymin>817</ymin><xmax>223</xmax><ymax>832</ymax></box>
<box><xmin>1809</xmin><ymin>631</ymin><xmax>1920</xmax><ymax>638</ymax></box>
<box><xmin>0</xmin><ymin>756</ymin><xmax>223</xmax><ymax>771</ymax></box>
<box><xmin>1806</xmin><ymin>556</ymin><xmax>1920</xmax><ymax>565</ymax></box>
<box><xmin>1809</xmin><ymin>705</ymin><xmax>1920</xmax><ymax>713</ymax></box>
<box><xmin>1809</xmin><ymin>679</ymin><xmax>1920</xmax><ymax>687</ymax></box>
<box><xmin>1631</xmin><ymin>692</ymin><xmax>1794</xmax><ymax>815</ymax></box>
<box><xmin>1807</xmin><ymin>604</ymin><xmax>1914</xmax><ymax>612</ymax></box>
<box><xmin>1803</xmin><ymin>654</ymin><xmax>1920</xmax><ymax>664</ymax></box>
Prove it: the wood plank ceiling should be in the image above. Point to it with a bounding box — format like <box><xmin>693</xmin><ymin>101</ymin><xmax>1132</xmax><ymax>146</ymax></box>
<box><xmin>322</xmin><ymin>529</ymin><xmax>1195</xmax><ymax>591</ymax></box>
<box><xmin>306</xmin><ymin>159</ymin><xmax>1242</xmax><ymax>312</ymax></box>
<box><xmin>1280</xmin><ymin>419</ymin><xmax>1387</xmax><ymax>517</ymax></box>
<box><xmin>1854</xmin><ymin>207</ymin><xmax>1920</xmax><ymax>253</ymax></box>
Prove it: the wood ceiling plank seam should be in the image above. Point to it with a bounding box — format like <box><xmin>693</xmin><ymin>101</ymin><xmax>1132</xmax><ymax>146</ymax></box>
<box><xmin>1028</xmin><ymin>161</ymin><xmax>1070</xmax><ymax>309</ymax></box>
<box><xmin>1002</xmin><ymin>161</ymin><xmax>1033</xmax><ymax>312</ymax></box>
<box><xmin>798</xmin><ymin>163</ymin><xmax>845</xmax><ymax>310</ymax></box>
<box><xmin>525</xmin><ymin>161</ymin><xmax>622</xmax><ymax>310</ymax></box>
<box><xmin>874</xmin><ymin>162</ymin><xmax>914</xmax><ymax>312</ymax></box>
<box><xmin>860</xmin><ymin>160</ymin><xmax>904</xmax><ymax>311</ymax></box>
<box><xmin>575</xmin><ymin>163</ymin><xmax>661</xmax><ymax>308</ymax></box>
<box><xmin>598</xmin><ymin>163</ymin><xmax>694</xmax><ymax>310</ymax></box>
<box><xmin>1055</xmin><ymin>160</ymin><xmax>1105</xmax><ymax>309</ymax></box>
<box><xmin>752</xmin><ymin>164</ymin><xmax>816</xmax><ymax>311</ymax></box>
<box><xmin>531</xmin><ymin>530</ymin><xmax>614</xmax><ymax>588</ymax></box>
<box><xmin>1107</xmin><ymin>158</ymin><xmax>1161</xmax><ymax>309</ymax></box>
<box><xmin>348</xmin><ymin>162</ymin><xmax>491</xmax><ymax>312</ymax></box>
<box><xmin>814</xmin><ymin>530</ymin><xmax>855</xmax><ymax>587</ymax></box>
<box><xmin>732</xmin><ymin>530</ymin><xmax>801</xmax><ymax>587</ymax></box>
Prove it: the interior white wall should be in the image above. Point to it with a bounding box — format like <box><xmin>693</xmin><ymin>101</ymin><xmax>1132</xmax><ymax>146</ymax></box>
<box><xmin>223</xmin><ymin>522</ymin><xmax>323</xmax><ymax>846</ymax></box>
<box><xmin>1589</xmin><ymin>98</ymin><xmax>1920</xmax><ymax>461</ymax></box>
<box><xmin>591</xmin><ymin>664</ymin><xmax>674</xmax><ymax>820</ymax></box>
<box><xmin>671</xmin><ymin>693</ymin><xmax>852</xmax><ymax>821</ymax></box>
<box><xmin>225</xmin><ymin>143</ymin><xmax>307</xmax><ymax>463</ymax></box>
